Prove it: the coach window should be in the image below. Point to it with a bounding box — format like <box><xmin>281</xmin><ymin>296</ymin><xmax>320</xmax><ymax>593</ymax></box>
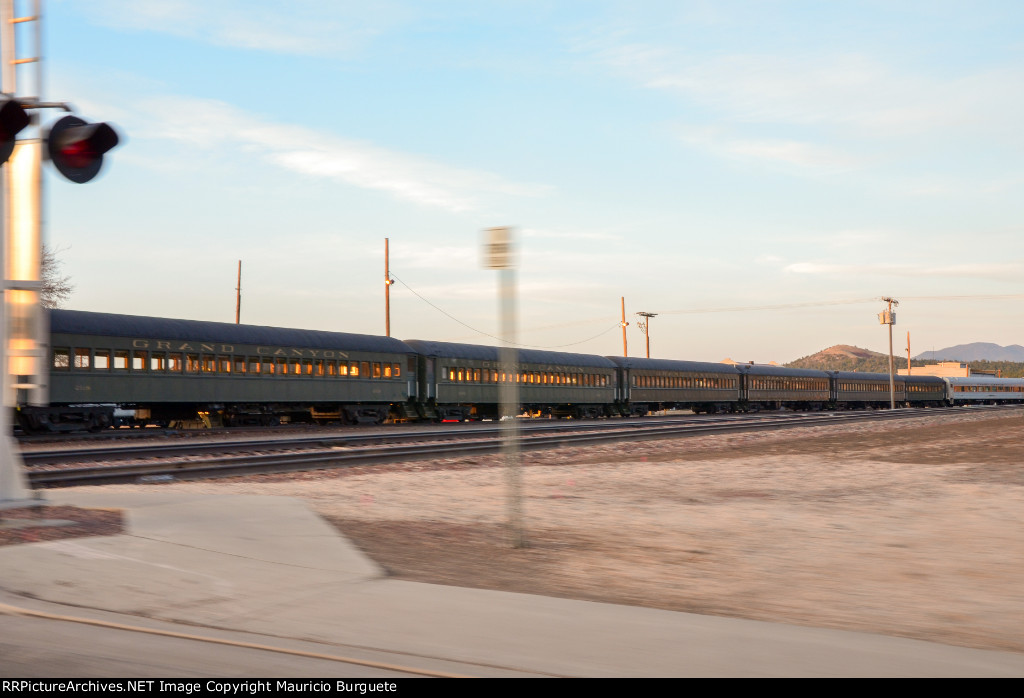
<box><xmin>276</xmin><ymin>358</ymin><xmax>288</xmax><ymax>375</ymax></box>
<box><xmin>261</xmin><ymin>358</ymin><xmax>273</xmax><ymax>375</ymax></box>
<box><xmin>315</xmin><ymin>360</ymin><xmax>325</xmax><ymax>377</ymax></box>
<box><xmin>73</xmin><ymin>348</ymin><xmax>90</xmax><ymax>369</ymax></box>
<box><xmin>113</xmin><ymin>351</ymin><xmax>129</xmax><ymax>370</ymax></box>
<box><xmin>248</xmin><ymin>357</ymin><xmax>260</xmax><ymax>374</ymax></box>
<box><xmin>199</xmin><ymin>355</ymin><xmax>214</xmax><ymax>373</ymax></box>
<box><xmin>132</xmin><ymin>352</ymin><xmax>146</xmax><ymax>370</ymax></box>
<box><xmin>338</xmin><ymin>362</ymin><xmax>348</xmax><ymax>377</ymax></box>
<box><xmin>184</xmin><ymin>354</ymin><xmax>198</xmax><ymax>372</ymax></box>
<box><xmin>219</xmin><ymin>356</ymin><xmax>232</xmax><ymax>373</ymax></box>
<box><xmin>288</xmin><ymin>359</ymin><xmax>300</xmax><ymax>375</ymax></box>
<box><xmin>302</xmin><ymin>360</ymin><xmax>312</xmax><ymax>375</ymax></box>
<box><xmin>94</xmin><ymin>350</ymin><xmax>110</xmax><ymax>370</ymax></box>
<box><xmin>150</xmin><ymin>354</ymin><xmax>166</xmax><ymax>371</ymax></box>
<box><xmin>392</xmin><ymin>363</ymin><xmax>400</xmax><ymax>379</ymax></box>
<box><xmin>373</xmin><ymin>363</ymin><xmax>382</xmax><ymax>379</ymax></box>
<box><xmin>360</xmin><ymin>361</ymin><xmax>370</xmax><ymax>378</ymax></box>
<box><xmin>53</xmin><ymin>348</ymin><xmax>70</xmax><ymax>370</ymax></box>
<box><xmin>168</xmin><ymin>354</ymin><xmax>182</xmax><ymax>372</ymax></box>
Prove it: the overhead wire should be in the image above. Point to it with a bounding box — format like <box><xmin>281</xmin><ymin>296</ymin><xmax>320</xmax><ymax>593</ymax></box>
<box><xmin>389</xmin><ymin>274</ymin><xmax>1024</xmax><ymax>348</ymax></box>
<box><xmin>389</xmin><ymin>273</ymin><xmax>621</xmax><ymax>349</ymax></box>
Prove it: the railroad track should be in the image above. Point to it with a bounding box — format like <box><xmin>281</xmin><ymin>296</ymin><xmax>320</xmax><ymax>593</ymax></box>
<box><xmin>24</xmin><ymin>406</ymin><xmax>1021</xmax><ymax>488</ymax></box>
<box><xmin>20</xmin><ymin>411</ymin><xmax>808</xmax><ymax>465</ymax></box>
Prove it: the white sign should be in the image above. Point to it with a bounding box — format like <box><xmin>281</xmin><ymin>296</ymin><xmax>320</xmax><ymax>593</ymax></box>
<box><xmin>482</xmin><ymin>226</ymin><xmax>515</xmax><ymax>269</ymax></box>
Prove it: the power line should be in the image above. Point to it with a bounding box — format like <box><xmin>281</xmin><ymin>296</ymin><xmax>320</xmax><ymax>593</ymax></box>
<box><xmin>389</xmin><ymin>273</ymin><xmax>621</xmax><ymax>350</ymax></box>
<box><xmin>655</xmin><ymin>293</ymin><xmax>1024</xmax><ymax>316</ymax></box>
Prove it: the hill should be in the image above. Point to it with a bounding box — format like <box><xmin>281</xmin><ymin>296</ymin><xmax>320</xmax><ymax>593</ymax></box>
<box><xmin>916</xmin><ymin>342</ymin><xmax>1024</xmax><ymax>362</ymax></box>
<box><xmin>787</xmin><ymin>345</ymin><xmax>1024</xmax><ymax>377</ymax></box>
<box><xmin>786</xmin><ymin>345</ymin><xmax>919</xmax><ymax>373</ymax></box>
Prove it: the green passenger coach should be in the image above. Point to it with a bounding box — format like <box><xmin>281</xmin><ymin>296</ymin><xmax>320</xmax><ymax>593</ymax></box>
<box><xmin>31</xmin><ymin>309</ymin><xmax>416</xmax><ymax>431</ymax></box>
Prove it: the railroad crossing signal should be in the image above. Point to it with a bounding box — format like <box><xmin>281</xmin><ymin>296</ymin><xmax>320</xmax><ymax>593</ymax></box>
<box><xmin>45</xmin><ymin>115</ymin><xmax>120</xmax><ymax>183</ymax></box>
<box><xmin>0</xmin><ymin>96</ymin><xmax>29</xmax><ymax>164</ymax></box>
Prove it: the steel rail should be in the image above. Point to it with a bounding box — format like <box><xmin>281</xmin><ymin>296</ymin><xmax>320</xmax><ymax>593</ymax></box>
<box><xmin>29</xmin><ymin>406</ymin><xmax>1018</xmax><ymax>488</ymax></box>
<box><xmin>19</xmin><ymin>411</ymin><xmax>828</xmax><ymax>465</ymax></box>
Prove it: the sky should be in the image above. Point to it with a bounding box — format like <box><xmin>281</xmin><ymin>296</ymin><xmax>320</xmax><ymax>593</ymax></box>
<box><xmin>25</xmin><ymin>0</ymin><xmax>1024</xmax><ymax>363</ymax></box>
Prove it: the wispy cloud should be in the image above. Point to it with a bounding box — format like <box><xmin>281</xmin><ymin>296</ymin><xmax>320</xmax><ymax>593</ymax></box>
<box><xmin>84</xmin><ymin>0</ymin><xmax>408</xmax><ymax>56</ymax></box>
<box><xmin>582</xmin><ymin>34</ymin><xmax>1024</xmax><ymax>182</ymax></box>
<box><xmin>522</xmin><ymin>226</ymin><xmax>622</xmax><ymax>241</ymax></box>
<box><xmin>785</xmin><ymin>261</ymin><xmax>1024</xmax><ymax>281</ymax></box>
<box><xmin>596</xmin><ymin>45</ymin><xmax>1024</xmax><ymax>137</ymax></box>
<box><xmin>131</xmin><ymin>96</ymin><xmax>548</xmax><ymax>213</ymax></box>
<box><xmin>678</xmin><ymin>126</ymin><xmax>861</xmax><ymax>172</ymax></box>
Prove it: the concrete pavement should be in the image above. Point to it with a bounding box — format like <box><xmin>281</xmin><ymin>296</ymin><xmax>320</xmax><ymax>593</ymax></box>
<box><xmin>2</xmin><ymin>490</ymin><xmax>1023</xmax><ymax>677</ymax></box>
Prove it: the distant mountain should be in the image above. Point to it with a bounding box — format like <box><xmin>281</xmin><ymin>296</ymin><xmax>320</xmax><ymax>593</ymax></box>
<box><xmin>786</xmin><ymin>345</ymin><xmax>898</xmax><ymax>373</ymax></box>
<box><xmin>915</xmin><ymin>343</ymin><xmax>1024</xmax><ymax>362</ymax></box>
<box><xmin>785</xmin><ymin>342</ymin><xmax>1024</xmax><ymax>377</ymax></box>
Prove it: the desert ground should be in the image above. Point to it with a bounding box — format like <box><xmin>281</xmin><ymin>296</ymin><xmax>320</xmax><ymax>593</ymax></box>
<box><xmin>20</xmin><ymin>408</ymin><xmax>1024</xmax><ymax>653</ymax></box>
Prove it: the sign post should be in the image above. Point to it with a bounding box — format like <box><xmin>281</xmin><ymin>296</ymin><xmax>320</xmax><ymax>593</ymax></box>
<box><xmin>483</xmin><ymin>226</ymin><xmax>525</xmax><ymax>548</ymax></box>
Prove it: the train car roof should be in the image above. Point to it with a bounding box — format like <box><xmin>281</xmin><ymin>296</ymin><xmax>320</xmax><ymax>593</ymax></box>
<box><xmin>945</xmin><ymin>376</ymin><xmax>1024</xmax><ymax>385</ymax></box>
<box><xmin>738</xmin><ymin>364</ymin><xmax>829</xmax><ymax>378</ymax></box>
<box><xmin>606</xmin><ymin>356</ymin><xmax>740</xmax><ymax>374</ymax></box>
<box><xmin>404</xmin><ymin>339</ymin><xmax>617</xmax><ymax>369</ymax></box>
<box><xmin>832</xmin><ymin>370</ymin><xmax>903</xmax><ymax>381</ymax></box>
<box><xmin>902</xmin><ymin>374</ymin><xmax>947</xmax><ymax>384</ymax></box>
<box><xmin>49</xmin><ymin>309</ymin><xmax>415</xmax><ymax>354</ymax></box>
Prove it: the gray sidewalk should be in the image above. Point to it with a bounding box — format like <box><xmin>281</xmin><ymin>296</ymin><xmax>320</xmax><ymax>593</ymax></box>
<box><xmin>2</xmin><ymin>490</ymin><xmax>1023</xmax><ymax>677</ymax></box>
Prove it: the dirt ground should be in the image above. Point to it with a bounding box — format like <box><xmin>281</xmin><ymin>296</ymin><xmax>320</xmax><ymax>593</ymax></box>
<box><xmin>27</xmin><ymin>409</ymin><xmax>1024</xmax><ymax>654</ymax></box>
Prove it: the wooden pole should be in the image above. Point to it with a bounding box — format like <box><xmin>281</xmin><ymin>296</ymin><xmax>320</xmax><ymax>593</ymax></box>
<box><xmin>385</xmin><ymin>238</ymin><xmax>391</xmax><ymax>337</ymax></box>
<box><xmin>620</xmin><ymin>297</ymin><xmax>628</xmax><ymax>357</ymax></box>
<box><xmin>235</xmin><ymin>260</ymin><xmax>241</xmax><ymax>324</ymax></box>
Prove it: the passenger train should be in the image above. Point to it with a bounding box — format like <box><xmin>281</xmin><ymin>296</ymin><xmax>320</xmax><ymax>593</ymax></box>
<box><xmin>16</xmin><ymin>309</ymin><xmax>1024</xmax><ymax>433</ymax></box>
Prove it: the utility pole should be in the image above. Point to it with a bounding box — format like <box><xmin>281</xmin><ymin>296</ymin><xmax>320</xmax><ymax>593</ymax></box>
<box><xmin>878</xmin><ymin>297</ymin><xmax>899</xmax><ymax>409</ymax></box>
<box><xmin>636</xmin><ymin>311</ymin><xmax>657</xmax><ymax>359</ymax></box>
<box><xmin>906</xmin><ymin>331</ymin><xmax>911</xmax><ymax>375</ymax></box>
<box><xmin>384</xmin><ymin>238</ymin><xmax>394</xmax><ymax>337</ymax></box>
<box><xmin>234</xmin><ymin>260</ymin><xmax>241</xmax><ymax>324</ymax></box>
<box><xmin>620</xmin><ymin>297</ymin><xmax>628</xmax><ymax>357</ymax></box>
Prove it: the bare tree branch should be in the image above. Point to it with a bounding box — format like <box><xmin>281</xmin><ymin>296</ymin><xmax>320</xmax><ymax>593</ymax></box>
<box><xmin>40</xmin><ymin>243</ymin><xmax>74</xmax><ymax>309</ymax></box>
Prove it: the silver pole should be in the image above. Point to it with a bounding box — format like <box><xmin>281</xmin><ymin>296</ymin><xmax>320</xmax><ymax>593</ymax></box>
<box><xmin>0</xmin><ymin>0</ymin><xmax>32</xmax><ymax>501</ymax></box>
<box><xmin>483</xmin><ymin>226</ymin><xmax>524</xmax><ymax>548</ymax></box>
<box><xmin>499</xmin><ymin>266</ymin><xmax>523</xmax><ymax>547</ymax></box>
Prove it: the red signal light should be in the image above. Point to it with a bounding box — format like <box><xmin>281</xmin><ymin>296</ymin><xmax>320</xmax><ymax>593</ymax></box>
<box><xmin>46</xmin><ymin>115</ymin><xmax>120</xmax><ymax>183</ymax></box>
<box><xmin>0</xmin><ymin>97</ymin><xmax>30</xmax><ymax>164</ymax></box>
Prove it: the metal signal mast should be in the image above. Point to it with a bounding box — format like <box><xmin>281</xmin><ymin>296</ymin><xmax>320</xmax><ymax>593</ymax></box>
<box><xmin>1</xmin><ymin>0</ymin><xmax>122</xmax><ymax>503</ymax></box>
